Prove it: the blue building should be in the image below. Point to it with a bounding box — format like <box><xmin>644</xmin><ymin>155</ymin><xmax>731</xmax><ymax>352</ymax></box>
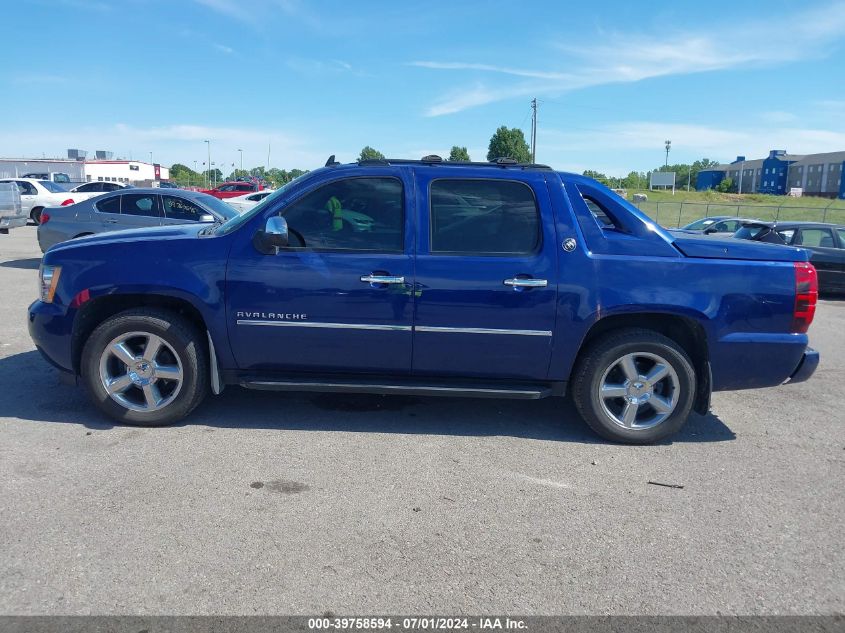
<box><xmin>696</xmin><ymin>149</ymin><xmax>845</xmax><ymax>198</ymax></box>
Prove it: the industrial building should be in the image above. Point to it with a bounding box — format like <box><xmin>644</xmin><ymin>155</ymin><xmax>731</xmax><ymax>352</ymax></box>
<box><xmin>0</xmin><ymin>149</ymin><xmax>169</xmax><ymax>186</ymax></box>
<box><xmin>696</xmin><ymin>150</ymin><xmax>845</xmax><ymax>198</ymax></box>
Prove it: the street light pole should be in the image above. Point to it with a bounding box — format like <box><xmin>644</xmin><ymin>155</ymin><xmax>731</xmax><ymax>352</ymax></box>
<box><xmin>238</xmin><ymin>149</ymin><xmax>243</xmax><ymax>175</ymax></box>
<box><xmin>204</xmin><ymin>140</ymin><xmax>211</xmax><ymax>188</ymax></box>
<box><xmin>193</xmin><ymin>160</ymin><xmax>198</xmax><ymax>188</ymax></box>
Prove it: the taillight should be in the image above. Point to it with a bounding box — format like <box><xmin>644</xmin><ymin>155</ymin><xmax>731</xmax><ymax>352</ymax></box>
<box><xmin>60</xmin><ymin>199</ymin><xmax>74</xmax><ymax>206</ymax></box>
<box><xmin>40</xmin><ymin>212</ymin><xmax>50</xmax><ymax>224</ymax></box>
<box><xmin>792</xmin><ymin>261</ymin><xmax>818</xmax><ymax>333</ymax></box>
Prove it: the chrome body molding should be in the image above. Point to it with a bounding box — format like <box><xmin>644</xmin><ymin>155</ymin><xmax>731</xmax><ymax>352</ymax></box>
<box><xmin>415</xmin><ymin>325</ymin><xmax>552</xmax><ymax>337</ymax></box>
<box><xmin>236</xmin><ymin>320</ymin><xmax>552</xmax><ymax>337</ymax></box>
<box><xmin>236</xmin><ymin>319</ymin><xmax>412</xmax><ymax>332</ymax></box>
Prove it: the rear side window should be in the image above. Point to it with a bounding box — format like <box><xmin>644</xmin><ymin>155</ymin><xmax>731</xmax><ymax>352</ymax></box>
<box><xmin>282</xmin><ymin>177</ymin><xmax>404</xmax><ymax>251</ymax></box>
<box><xmin>797</xmin><ymin>228</ymin><xmax>835</xmax><ymax>247</ymax></box>
<box><xmin>96</xmin><ymin>195</ymin><xmax>121</xmax><ymax>214</ymax></box>
<box><xmin>429</xmin><ymin>179</ymin><xmax>539</xmax><ymax>255</ymax></box>
<box><xmin>837</xmin><ymin>229</ymin><xmax>845</xmax><ymax>248</ymax></box>
<box><xmin>121</xmin><ymin>194</ymin><xmax>160</xmax><ymax>217</ymax></box>
<box><xmin>581</xmin><ymin>196</ymin><xmax>616</xmax><ymax>228</ymax></box>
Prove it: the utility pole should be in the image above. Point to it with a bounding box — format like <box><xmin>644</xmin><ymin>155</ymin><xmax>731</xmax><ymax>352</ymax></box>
<box><xmin>238</xmin><ymin>149</ymin><xmax>243</xmax><ymax>174</ymax></box>
<box><xmin>664</xmin><ymin>140</ymin><xmax>671</xmax><ymax>167</ymax></box>
<box><xmin>530</xmin><ymin>98</ymin><xmax>538</xmax><ymax>163</ymax></box>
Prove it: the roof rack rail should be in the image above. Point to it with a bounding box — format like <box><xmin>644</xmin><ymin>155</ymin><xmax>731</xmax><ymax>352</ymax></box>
<box><xmin>350</xmin><ymin>157</ymin><xmax>552</xmax><ymax>170</ymax></box>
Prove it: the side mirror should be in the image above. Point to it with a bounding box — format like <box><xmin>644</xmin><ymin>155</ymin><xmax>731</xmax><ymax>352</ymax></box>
<box><xmin>703</xmin><ymin>226</ymin><xmax>717</xmax><ymax>234</ymax></box>
<box><xmin>253</xmin><ymin>215</ymin><xmax>289</xmax><ymax>254</ymax></box>
<box><xmin>199</xmin><ymin>214</ymin><xmax>215</xmax><ymax>222</ymax></box>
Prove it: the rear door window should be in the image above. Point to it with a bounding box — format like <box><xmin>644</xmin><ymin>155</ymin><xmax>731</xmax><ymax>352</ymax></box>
<box><xmin>796</xmin><ymin>228</ymin><xmax>835</xmax><ymax>247</ymax></box>
<box><xmin>16</xmin><ymin>181</ymin><xmax>37</xmax><ymax>196</ymax></box>
<box><xmin>429</xmin><ymin>179</ymin><xmax>539</xmax><ymax>255</ymax></box>
<box><xmin>121</xmin><ymin>193</ymin><xmax>161</xmax><ymax>217</ymax></box>
<box><xmin>836</xmin><ymin>229</ymin><xmax>845</xmax><ymax>248</ymax></box>
<box><xmin>96</xmin><ymin>195</ymin><xmax>121</xmax><ymax>214</ymax></box>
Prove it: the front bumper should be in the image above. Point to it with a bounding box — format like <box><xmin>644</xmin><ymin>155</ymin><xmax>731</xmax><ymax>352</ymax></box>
<box><xmin>28</xmin><ymin>300</ymin><xmax>75</xmax><ymax>374</ymax></box>
<box><xmin>0</xmin><ymin>215</ymin><xmax>27</xmax><ymax>231</ymax></box>
<box><xmin>785</xmin><ymin>347</ymin><xmax>819</xmax><ymax>385</ymax></box>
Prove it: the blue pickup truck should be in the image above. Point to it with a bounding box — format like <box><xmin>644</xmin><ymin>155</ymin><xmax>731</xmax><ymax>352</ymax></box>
<box><xmin>28</xmin><ymin>157</ymin><xmax>819</xmax><ymax>443</ymax></box>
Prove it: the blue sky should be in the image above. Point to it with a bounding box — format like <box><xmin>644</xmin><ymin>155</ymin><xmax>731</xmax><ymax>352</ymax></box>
<box><xmin>1</xmin><ymin>0</ymin><xmax>844</xmax><ymax>176</ymax></box>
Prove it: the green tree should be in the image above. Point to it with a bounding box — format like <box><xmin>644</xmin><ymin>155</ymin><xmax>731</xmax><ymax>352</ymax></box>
<box><xmin>486</xmin><ymin>126</ymin><xmax>531</xmax><ymax>163</ymax></box>
<box><xmin>621</xmin><ymin>171</ymin><xmax>646</xmax><ymax>190</ymax></box>
<box><xmin>359</xmin><ymin>146</ymin><xmax>385</xmax><ymax>161</ymax></box>
<box><xmin>582</xmin><ymin>170</ymin><xmax>609</xmax><ymax>185</ymax></box>
<box><xmin>715</xmin><ymin>177</ymin><xmax>735</xmax><ymax>193</ymax></box>
<box><xmin>448</xmin><ymin>146</ymin><xmax>471</xmax><ymax>162</ymax></box>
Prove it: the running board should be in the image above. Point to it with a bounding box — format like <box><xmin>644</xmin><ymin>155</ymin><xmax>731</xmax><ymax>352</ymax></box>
<box><xmin>240</xmin><ymin>378</ymin><xmax>554</xmax><ymax>400</ymax></box>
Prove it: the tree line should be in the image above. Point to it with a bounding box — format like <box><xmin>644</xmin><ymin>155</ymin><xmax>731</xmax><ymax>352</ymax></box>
<box><xmin>170</xmin><ymin>127</ymin><xmax>719</xmax><ymax>191</ymax></box>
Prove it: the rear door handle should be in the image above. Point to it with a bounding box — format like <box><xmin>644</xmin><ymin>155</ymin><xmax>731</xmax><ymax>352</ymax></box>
<box><xmin>504</xmin><ymin>278</ymin><xmax>548</xmax><ymax>288</ymax></box>
<box><xmin>360</xmin><ymin>274</ymin><xmax>405</xmax><ymax>285</ymax></box>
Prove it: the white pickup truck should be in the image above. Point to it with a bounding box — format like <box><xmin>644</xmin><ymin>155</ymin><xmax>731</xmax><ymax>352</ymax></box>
<box><xmin>0</xmin><ymin>181</ymin><xmax>26</xmax><ymax>234</ymax></box>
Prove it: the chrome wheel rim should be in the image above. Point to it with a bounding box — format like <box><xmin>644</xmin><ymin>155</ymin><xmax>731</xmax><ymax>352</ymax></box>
<box><xmin>598</xmin><ymin>352</ymin><xmax>679</xmax><ymax>430</ymax></box>
<box><xmin>98</xmin><ymin>331</ymin><xmax>183</xmax><ymax>413</ymax></box>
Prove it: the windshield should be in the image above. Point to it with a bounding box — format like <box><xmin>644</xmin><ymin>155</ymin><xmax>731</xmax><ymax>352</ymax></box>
<box><xmin>682</xmin><ymin>218</ymin><xmax>718</xmax><ymax>230</ymax></box>
<box><xmin>194</xmin><ymin>193</ymin><xmax>239</xmax><ymax>220</ymax></box>
<box><xmin>214</xmin><ymin>175</ymin><xmax>308</xmax><ymax>236</ymax></box>
<box><xmin>53</xmin><ymin>173</ymin><xmax>70</xmax><ymax>183</ymax></box>
<box><xmin>38</xmin><ymin>180</ymin><xmax>66</xmax><ymax>193</ymax></box>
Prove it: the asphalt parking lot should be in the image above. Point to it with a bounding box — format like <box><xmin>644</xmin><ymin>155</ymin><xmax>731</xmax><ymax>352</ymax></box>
<box><xmin>0</xmin><ymin>225</ymin><xmax>843</xmax><ymax>615</ymax></box>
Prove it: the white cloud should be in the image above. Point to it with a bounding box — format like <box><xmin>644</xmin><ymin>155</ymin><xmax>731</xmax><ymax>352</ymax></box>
<box><xmin>213</xmin><ymin>43</ymin><xmax>234</xmax><ymax>54</ymax></box>
<box><xmin>414</xmin><ymin>2</ymin><xmax>845</xmax><ymax>116</ymax></box>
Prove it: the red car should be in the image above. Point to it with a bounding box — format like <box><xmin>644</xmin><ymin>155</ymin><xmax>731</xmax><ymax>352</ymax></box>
<box><xmin>200</xmin><ymin>181</ymin><xmax>263</xmax><ymax>199</ymax></box>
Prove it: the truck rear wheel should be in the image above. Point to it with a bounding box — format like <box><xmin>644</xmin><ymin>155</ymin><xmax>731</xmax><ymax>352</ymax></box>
<box><xmin>81</xmin><ymin>309</ymin><xmax>208</xmax><ymax>426</ymax></box>
<box><xmin>572</xmin><ymin>328</ymin><xmax>696</xmax><ymax>444</ymax></box>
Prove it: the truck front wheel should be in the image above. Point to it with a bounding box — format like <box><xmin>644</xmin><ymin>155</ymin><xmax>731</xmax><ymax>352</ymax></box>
<box><xmin>572</xmin><ymin>328</ymin><xmax>696</xmax><ymax>444</ymax></box>
<box><xmin>81</xmin><ymin>309</ymin><xmax>208</xmax><ymax>426</ymax></box>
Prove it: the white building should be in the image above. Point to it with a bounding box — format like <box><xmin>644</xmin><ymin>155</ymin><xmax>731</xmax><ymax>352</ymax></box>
<box><xmin>0</xmin><ymin>155</ymin><xmax>170</xmax><ymax>186</ymax></box>
<box><xmin>84</xmin><ymin>160</ymin><xmax>169</xmax><ymax>186</ymax></box>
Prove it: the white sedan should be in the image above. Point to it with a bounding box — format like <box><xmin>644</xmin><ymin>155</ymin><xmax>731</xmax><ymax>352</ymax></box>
<box><xmin>0</xmin><ymin>178</ymin><xmax>85</xmax><ymax>224</ymax></box>
<box><xmin>225</xmin><ymin>189</ymin><xmax>274</xmax><ymax>213</ymax></box>
<box><xmin>67</xmin><ymin>181</ymin><xmax>132</xmax><ymax>202</ymax></box>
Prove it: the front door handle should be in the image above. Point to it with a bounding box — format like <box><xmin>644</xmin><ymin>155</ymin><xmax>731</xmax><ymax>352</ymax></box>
<box><xmin>504</xmin><ymin>278</ymin><xmax>548</xmax><ymax>288</ymax></box>
<box><xmin>103</xmin><ymin>218</ymin><xmax>119</xmax><ymax>224</ymax></box>
<box><xmin>360</xmin><ymin>274</ymin><xmax>405</xmax><ymax>285</ymax></box>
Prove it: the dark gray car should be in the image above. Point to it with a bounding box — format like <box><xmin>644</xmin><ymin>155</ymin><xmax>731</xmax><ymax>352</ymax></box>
<box><xmin>37</xmin><ymin>188</ymin><xmax>237</xmax><ymax>253</ymax></box>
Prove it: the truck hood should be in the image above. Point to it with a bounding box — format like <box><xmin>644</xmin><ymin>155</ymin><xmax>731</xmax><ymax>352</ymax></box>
<box><xmin>668</xmin><ymin>231</ymin><xmax>809</xmax><ymax>262</ymax></box>
<box><xmin>48</xmin><ymin>223</ymin><xmax>205</xmax><ymax>253</ymax></box>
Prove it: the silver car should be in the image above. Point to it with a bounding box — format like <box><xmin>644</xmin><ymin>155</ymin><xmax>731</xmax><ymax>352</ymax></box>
<box><xmin>37</xmin><ymin>188</ymin><xmax>238</xmax><ymax>253</ymax></box>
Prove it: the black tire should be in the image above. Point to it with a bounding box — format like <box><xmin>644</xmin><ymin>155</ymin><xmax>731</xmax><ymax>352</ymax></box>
<box><xmin>30</xmin><ymin>207</ymin><xmax>43</xmax><ymax>225</ymax></box>
<box><xmin>81</xmin><ymin>308</ymin><xmax>208</xmax><ymax>426</ymax></box>
<box><xmin>571</xmin><ymin>328</ymin><xmax>696</xmax><ymax>444</ymax></box>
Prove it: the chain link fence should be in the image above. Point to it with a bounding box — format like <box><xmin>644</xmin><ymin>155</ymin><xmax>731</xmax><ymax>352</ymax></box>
<box><xmin>633</xmin><ymin>201</ymin><xmax>845</xmax><ymax>228</ymax></box>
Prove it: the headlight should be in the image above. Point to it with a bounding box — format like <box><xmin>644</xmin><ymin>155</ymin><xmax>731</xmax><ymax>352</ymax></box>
<box><xmin>39</xmin><ymin>264</ymin><xmax>62</xmax><ymax>303</ymax></box>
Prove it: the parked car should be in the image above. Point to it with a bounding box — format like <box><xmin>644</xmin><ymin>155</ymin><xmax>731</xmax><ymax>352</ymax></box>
<box><xmin>21</xmin><ymin>172</ymin><xmax>72</xmax><ymax>186</ymax></box>
<box><xmin>200</xmin><ymin>181</ymin><xmax>263</xmax><ymax>199</ymax></box>
<box><xmin>0</xmin><ymin>178</ymin><xmax>80</xmax><ymax>224</ymax></box>
<box><xmin>37</xmin><ymin>188</ymin><xmax>238</xmax><ymax>253</ymax></box>
<box><xmin>28</xmin><ymin>157</ymin><xmax>819</xmax><ymax>444</ymax></box>
<box><xmin>67</xmin><ymin>181</ymin><xmax>132</xmax><ymax>202</ymax></box>
<box><xmin>681</xmin><ymin>216</ymin><xmax>758</xmax><ymax>235</ymax></box>
<box><xmin>734</xmin><ymin>221</ymin><xmax>845</xmax><ymax>294</ymax></box>
<box><xmin>0</xmin><ymin>181</ymin><xmax>26</xmax><ymax>234</ymax></box>
<box><xmin>225</xmin><ymin>189</ymin><xmax>274</xmax><ymax>213</ymax></box>
<box><xmin>157</xmin><ymin>181</ymin><xmax>180</xmax><ymax>189</ymax></box>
